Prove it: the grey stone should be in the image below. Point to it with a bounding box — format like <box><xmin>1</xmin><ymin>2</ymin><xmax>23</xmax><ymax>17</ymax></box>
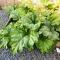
<box><xmin>0</xmin><ymin>48</ymin><xmax>59</xmax><ymax>60</ymax></box>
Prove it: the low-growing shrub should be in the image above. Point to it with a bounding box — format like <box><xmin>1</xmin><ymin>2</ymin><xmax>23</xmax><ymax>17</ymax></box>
<box><xmin>0</xmin><ymin>0</ymin><xmax>60</xmax><ymax>54</ymax></box>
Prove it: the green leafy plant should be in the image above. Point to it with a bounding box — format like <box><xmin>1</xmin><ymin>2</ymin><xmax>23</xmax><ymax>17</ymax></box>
<box><xmin>36</xmin><ymin>39</ymin><xmax>54</xmax><ymax>53</ymax></box>
<box><xmin>0</xmin><ymin>1</ymin><xmax>60</xmax><ymax>54</ymax></box>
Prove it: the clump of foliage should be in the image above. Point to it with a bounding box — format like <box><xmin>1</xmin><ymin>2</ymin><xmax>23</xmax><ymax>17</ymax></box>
<box><xmin>36</xmin><ymin>39</ymin><xmax>54</xmax><ymax>53</ymax></box>
<box><xmin>0</xmin><ymin>0</ymin><xmax>60</xmax><ymax>54</ymax></box>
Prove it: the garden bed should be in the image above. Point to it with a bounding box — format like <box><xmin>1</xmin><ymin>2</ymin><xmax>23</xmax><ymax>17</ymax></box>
<box><xmin>0</xmin><ymin>0</ymin><xmax>60</xmax><ymax>60</ymax></box>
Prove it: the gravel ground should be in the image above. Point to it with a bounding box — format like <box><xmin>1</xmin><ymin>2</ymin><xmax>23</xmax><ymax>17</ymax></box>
<box><xmin>0</xmin><ymin>48</ymin><xmax>60</xmax><ymax>60</ymax></box>
<box><xmin>0</xmin><ymin>10</ymin><xmax>9</xmax><ymax>29</ymax></box>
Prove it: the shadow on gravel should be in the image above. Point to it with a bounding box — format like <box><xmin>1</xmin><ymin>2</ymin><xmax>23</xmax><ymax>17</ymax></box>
<box><xmin>0</xmin><ymin>48</ymin><xmax>60</xmax><ymax>60</ymax></box>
